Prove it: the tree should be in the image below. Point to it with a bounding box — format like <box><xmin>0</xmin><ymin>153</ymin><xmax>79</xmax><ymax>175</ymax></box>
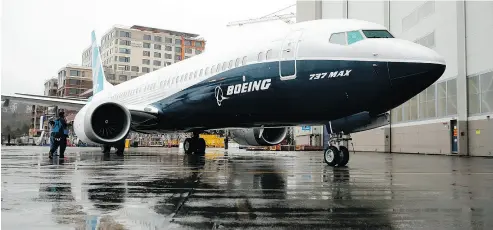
<box><xmin>3</xmin><ymin>125</ymin><xmax>12</xmax><ymax>134</ymax></box>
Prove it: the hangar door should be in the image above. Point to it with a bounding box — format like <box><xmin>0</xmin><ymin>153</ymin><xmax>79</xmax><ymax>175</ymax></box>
<box><xmin>279</xmin><ymin>30</ymin><xmax>303</xmax><ymax>80</ymax></box>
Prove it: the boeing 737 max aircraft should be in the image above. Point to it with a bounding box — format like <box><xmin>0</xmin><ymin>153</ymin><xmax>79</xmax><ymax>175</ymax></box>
<box><xmin>1</xmin><ymin>19</ymin><xmax>446</xmax><ymax>166</ymax></box>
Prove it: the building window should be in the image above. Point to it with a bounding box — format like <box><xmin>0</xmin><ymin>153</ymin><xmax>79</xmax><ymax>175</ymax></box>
<box><xmin>69</xmin><ymin>79</ymin><xmax>79</xmax><ymax>85</ymax></box>
<box><xmin>118</xmin><ymin>65</ymin><xmax>130</xmax><ymax>71</ymax></box>
<box><xmin>131</xmin><ymin>66</ymin><xmax>139</xmax><ymax>72</ymax></box>
<box><xmin>468</xmin><ymin>75</ymin><xmax>481</xmax><ymax>115</ymax></box>
<box><xmin>70</xmin><ymin>70</ymin><xmax>80</xmax><ymax>76</ymax></box>
<box><xmin>143</xmin><ymin>43</ymin><xmax>151</xmax><ymax>48</ymax></box>
<box><xmin>120</xmin><ymin>40</ymin><xmax>131</xmax><ymax>46</ymax></box>
<box><xmin>165</xmin><ymin>38</ymin><xmax>173</xmax><ymax>43</ymax></box>
<box><xmin>142</xmin><ymin>67</ymin><xmax>150</xmax><ymax>73</ymax></box>
<box><xmin>119</xmin><ymin>56</ymin><xmax>130</xmax><ymax>62</ymax></box>
<box><xmin>195</xmin><ymin>41</ymin><xmax>202</xmax><ymax>47</ymax></box>
<box><xmin>437</xmin><ymin>81</ymin><xmax>447</xmax><ymax>117</ymax></box>
<box><xmin>107</xmin><ymin>74</ymin><xmax>115</xmax><ymax>80</ymax></box>
<box><xmin>184</xmin><ymin>40</ymin><xmax>191</xmax><ymax>46</ymax></box>
<box><xmin>175</xmin><ymin>39</ymin><xmax>181</xmax><ymax>45</ymax></box>
<box><xmin>175</xmin><ymin>55</ymin><xmax>181</xmax><ymax>61</ymax></box>
<box><xmin>120</xmin><ymin>48</ymin><xmax>130</xmax><ymax>54</ymax></box>
<box><xmin>143</xmin><ymin>51</ymin><xmax>150</xmax><ymax>57</ymax></box>
<box><xmin>166</xmin><ymin>62</ymin><xmax>172</xmax><ymax>66</ymax></box>
<box><xmin>142</xmin><ymin>59</ymin><xmax>150</xmax><ymax>65</ymax></box>
<box><xmin>144</xmin><ymin>34</ymin><xmax>151</xmax><ymax>40</ymax></box>
<box><xmin>69</xmin><ymin>88</ymin><xmax>77</xmax><ymax>95</ymax></box>
<box><xmin>153</xmin><ymin>60</ymin><xmax>161</xmax><ymax>66</ymax></box>
<box><xmin>480</xmin><ymin>71</ymin><xmax>493</xmax><ymax>113</ymax></box>
<box><xmin>119</xmin><ymin>75</ymin><xmax>127</xmax><ymax>81</ymax></box>
<box><xmin>185</xmin><ymin>48</ymin><xmax>192</xmax><ymax>54</ymax></box>
<box><xmin>165</xmin><ymin>53</ymin><xmax>172</xmax><ymax>59</ymax></box>
<box><xmin>155</xmin><ymin>36</ymin><xmax>162</xmax><ymax>42</ymax></box>
<box><xmin>154</xmin><ymin>52</ymin><xmax>162</xmax><ymax>58</ymax></box>
<box><xmin>165</xmin><ymin>46</ymin><xmax>172</xmax><ymax>51</ymax></box>
<box><xmin>196</xmin><ymin>50</ymin><xmax>202</xmax><ymax>55</ymax></box>
<box><xmin>415</xmin><ymin>31</ymin><xmax>435</xmax><ymax>48</ymax></box>
<box><xmin>447</xmin><ymin>79</ymin><xmax>457</xmax><ymax>115</ymax></box>
<box><xmin>154</xmin><ymin>44</ymin><xmax>161</xmax><ymax>50</ymax></box>
<box><xmin>119</xmin><ymin>31</ymin><xmax>131</xmax><ymax>38</ymax></box>
<box><xmin>175</xmin><ymin>47</ymin><xmax>182</xmax><ymax>53</ymax></box>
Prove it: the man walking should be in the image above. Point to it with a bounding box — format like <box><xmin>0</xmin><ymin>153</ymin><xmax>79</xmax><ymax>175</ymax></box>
<box><xmin>48</xmin><ymin>111</ymin><xmax>68</xmax><ymax>159</ymax></box>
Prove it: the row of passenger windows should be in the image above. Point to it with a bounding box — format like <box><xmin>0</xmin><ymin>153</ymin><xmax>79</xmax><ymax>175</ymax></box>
<box><xmin>329</xmin><ymin>30</ymin><xmax>394</xmax><ymax>45</ymax></box>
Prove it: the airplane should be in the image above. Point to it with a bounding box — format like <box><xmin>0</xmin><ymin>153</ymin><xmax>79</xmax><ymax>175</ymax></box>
<box><xmin>1</xmin><ymin>19</ymin><xmax>446</xmax><ymax>166</ymax></box>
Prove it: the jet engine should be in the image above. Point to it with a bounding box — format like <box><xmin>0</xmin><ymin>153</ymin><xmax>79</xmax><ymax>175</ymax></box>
<box><xmin>230</xmin><ymin>127</ymin><xmax>288</xmax><ymax>146</ymax></box>
<box><xmin>327</xmin><ymin>111</ymin><xmax>390</xmax><ymax>134</ymax></box>
<box><xmin>74</xmin><ymin>100</ymin><xmax>131</xmax><ymax>144</ymax></box>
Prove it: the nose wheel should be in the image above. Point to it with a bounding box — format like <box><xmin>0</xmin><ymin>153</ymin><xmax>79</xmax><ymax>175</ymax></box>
<box><xmin>324</xmin><ymin>133</ymin><xmax>351</xmax><ymax>167</ymax></box>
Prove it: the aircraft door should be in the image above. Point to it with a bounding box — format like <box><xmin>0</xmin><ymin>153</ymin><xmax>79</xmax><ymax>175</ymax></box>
<box><xmin>279</xmin><ymin>30</ymin><xmax>303</xmax><ymax>80</ymax></box>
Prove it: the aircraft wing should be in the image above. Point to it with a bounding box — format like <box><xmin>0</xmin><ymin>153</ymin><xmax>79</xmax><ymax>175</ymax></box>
<box><xmin>1</xmin><ymin>93</ymin><xmax>87</xmax><ymax>110</ymax></box>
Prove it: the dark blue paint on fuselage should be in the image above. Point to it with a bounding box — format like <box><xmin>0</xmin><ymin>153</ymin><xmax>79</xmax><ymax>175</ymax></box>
<box><xmin>141</xmin><ymin>59</ymin><xmax>444</xmax><ymax>133</ymax></box>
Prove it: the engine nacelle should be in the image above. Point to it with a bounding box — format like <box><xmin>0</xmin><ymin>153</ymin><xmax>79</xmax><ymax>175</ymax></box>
<box><xmin>230</xmin><ymin>127</ymin><xmax>288</xmax><ymax>146</ymax></box>
<box><xmin>74</xmin><ymin>100</ymin><xmax>131</xmax><ymax>144</ymax></box>
<box><xmin>327</xmin><ymin>111</ymin><xmax>390</xmax><ymax>134</ymax></box>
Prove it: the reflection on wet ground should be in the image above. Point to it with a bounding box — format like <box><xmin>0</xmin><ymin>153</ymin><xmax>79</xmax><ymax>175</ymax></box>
<box><xmin>2</xmin><ymin>146</ymin><xmax>493</xmax><ymax>229</ymax></box>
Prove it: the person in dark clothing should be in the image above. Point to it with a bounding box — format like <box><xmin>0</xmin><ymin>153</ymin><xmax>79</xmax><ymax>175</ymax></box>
<box><xmin>49</xmin><ymin>111</ymin><xmax>68</xmax><ymax>159</ymax></box>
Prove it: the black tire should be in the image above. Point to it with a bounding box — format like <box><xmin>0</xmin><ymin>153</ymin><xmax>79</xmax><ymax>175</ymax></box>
<box><xmin>101</xmin><ymin>144</ymin><xmax>111</xmax><ymax>154</ymax></box>
<box><xmin>324</xmin><ymin>146</ymin><xmax>340</xmax><ymax>166</ymax></box>
<box><xmin>183</xmin><ymin>138</ymin><xmax>194</xmax><ymax>155</ymax></box>
<box><xmin>114</xmin><ymin>140</ymin><xmax>125</xmax><ymax>156</ymax></box>
<box><xmin>338</xmin><ymin>146</ymin><xmax>350</xmax><ymax>167</ymax></box>
<box><xmin>195</xmin><ymin>138</ymin><xmax>206</xmax><ymax>155</ymax></box>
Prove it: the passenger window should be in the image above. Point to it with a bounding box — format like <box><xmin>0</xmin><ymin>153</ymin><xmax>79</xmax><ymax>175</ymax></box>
<box><xmin>190</xmin><ymin>72</ymin><xmax>193</xmax><ymax>80</ymax></box>
<box><xmin>266</xmin><ymin>49</ymin><xmax>272</xmax><ymax>60</ymax></box>
<box><xmin>242</xmin><ymin>56</ymin><xmax>247</xmax><ymax>65</ymax></box>
<box><xmin>329</xmin><ymin>32</ymin><xmax>346</xmax><ymax>45</ymax></box>
<box><xmin>235</xmin><ymin>58</ymin><xmax>240</xmax><ymax>67</ymax></box>
<box><xmin>212</xmin><ymin>65</ymin><xmax>216</xmax><ymax>73</ymax></box>
<box><xmin>199</xmin><ymin>69</ymin><xmax>203</xmax><ymax>77</ymax></box>
<box><xmin>223</xmin><ymin>62</ymin><xmax>227</xmax><ymax>71</ymax></box>
<box><xmin>347</xmin><ymin>30</ymin><xmax>365</xmax><ymax>45</ymax></box>
<box><xmin>229</xmin><ymin>60</ymin><xmax>233</xmax><ymax>68</ymax></box>
<box><xmin>205</xmin><ymin>67</ymin><xmax>210</xmax><ymax>75</ymax></box>
<box><xmin>217</xmin><ymin>63</ymin><xmax>222</xmax><ymax>72</ymax></box>
<box><xmin>258</xmin><ymin>52</ymin><xmax>264</xmax><ymax>62</ymax></box>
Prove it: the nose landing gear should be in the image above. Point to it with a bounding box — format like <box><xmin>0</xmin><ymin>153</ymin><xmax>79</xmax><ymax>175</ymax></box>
<box><xmin>324</xmin><ymin>133</ymin><xmax>352</xmax><ymax>167</ymax></box>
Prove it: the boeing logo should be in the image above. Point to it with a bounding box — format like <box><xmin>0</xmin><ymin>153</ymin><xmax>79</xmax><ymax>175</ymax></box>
<box><xmin>226</xmin><ymin>78</ymin><xmax>271</xmax><ymax>96</ymax></box>
<box><xmin>214</xmin><ymin>86</ymin><xmax>228</xmax><ymax>106</ymax></box>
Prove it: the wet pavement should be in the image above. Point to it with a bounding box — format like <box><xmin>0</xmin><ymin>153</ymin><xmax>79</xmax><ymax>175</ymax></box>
<box><xmin>2</xmin><ymin>146</ymin><xmax>493</xmax><ymax>229</ymax></box>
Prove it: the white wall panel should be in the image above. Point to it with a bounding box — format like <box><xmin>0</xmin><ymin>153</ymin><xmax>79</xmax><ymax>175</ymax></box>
<box><xmin>297</xmin><ymin>0</ymin><xmax>318</xmax><ymax>22</ymax></box>
<box><xmin>348</xmin><ymin>1</ymin><xmax>385</xmax><ymax>25</ymax></box>
<box><xmin>465</xmin><ymin>1</ymin><xmax>493</xmax><ymax>76</ymax></box>
<box><xmin>321</xmin><ymin>0</ymin><xmax>344</xmax><ymax>19</ymax></box>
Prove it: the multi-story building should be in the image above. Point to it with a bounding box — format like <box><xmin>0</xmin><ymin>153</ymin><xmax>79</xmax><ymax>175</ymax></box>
<box><xmin>44</xmin><ymin>78</ymin><xmax>58</xmax><ymax>96</ymax></box>
<box><xmin>296</xmin><ymin>0</ymin><xmax>493</xmax><ymax>156</ymax></box>
<box><xmin>81</xmin><ymin>24</ymin><xmax>205</xmax><ymax>78</ymax></box>
<box><xmin>57</xmin><ymin>64</ymin><xmax>93</xmax><ymax>98</ymax></box>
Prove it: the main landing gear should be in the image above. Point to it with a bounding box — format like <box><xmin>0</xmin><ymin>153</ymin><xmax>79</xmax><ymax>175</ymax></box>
<box><xmin>324</xmin><ymin>133</ymin><xmax>352</xmax><ymax>167</ymax></box>
<box><xmin>101</xmin><ymin>138</ymin><xmax>126</xmax><ymax>156</ymax></box>
<box><xmin>183</xmin><ymin>131</ymin><xmax>206</xmax><ymax>155</ymax></box>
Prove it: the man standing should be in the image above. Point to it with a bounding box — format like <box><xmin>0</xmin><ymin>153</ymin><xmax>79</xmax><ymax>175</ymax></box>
<box><xmin>48</xmin><ymin>111</ymin><xmax>68</xmax><ymax>159</ymax></box>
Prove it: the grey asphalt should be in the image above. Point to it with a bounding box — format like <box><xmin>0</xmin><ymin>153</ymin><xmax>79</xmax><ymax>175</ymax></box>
<box><xmin>2</xmin><ymin>146</ymin><xmax>493</xmax><ymax>229</ymax></box>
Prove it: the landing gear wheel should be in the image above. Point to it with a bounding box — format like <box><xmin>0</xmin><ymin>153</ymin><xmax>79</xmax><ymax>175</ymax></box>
<box><xmin>195</xmin><ymin>138</ymin><xmax>206</xmax><ymax>156</ymax></box>
<box><xmin>183</xmin><ymin>138</ymin><xmax>195</xmax><ymax>155</ymax></box>
<box><xmin>324</xmin><ymin>146</ymin><xmax>340</xmax><ymax>166</ymax></box>
<box><xmin>101</xmin><ymin>144</ymin><xmax>111</xmax><ymax>154</ymax></box>
<box><xmin>114</xmin><ymin>140</ymin><xmax>125</xmax><ymax>156</ymax></box>
<box><xmin>338</xmin><ymin>146</ymin><xmax>350</xmax><ymax>167</ymax></box>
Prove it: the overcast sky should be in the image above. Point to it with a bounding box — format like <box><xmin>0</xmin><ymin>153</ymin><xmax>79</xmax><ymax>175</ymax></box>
<box><xmin>1</xmin><ymin>0</ymin><xmax>296</xmax><ymax>95</ymax></box>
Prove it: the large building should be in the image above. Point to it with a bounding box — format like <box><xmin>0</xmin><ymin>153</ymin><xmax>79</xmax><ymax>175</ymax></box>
<box><xmin>44</xmin><ymin>78</ymin><xmax>58</xmax><ymax>96</ymax></box>
<box><xmin>57</xmin><ymin>65</ymin><xmax>93</xmax><ymax>98</ymax></box>
<box><xmin>81</xmin><ymin>25</ymin><xmax>205</xmax><ymax>76</ymax></box>
<box><xmin>296</xmin><ymin>0</ymin><xmax>493</xmax><ymax>156</ymax></box>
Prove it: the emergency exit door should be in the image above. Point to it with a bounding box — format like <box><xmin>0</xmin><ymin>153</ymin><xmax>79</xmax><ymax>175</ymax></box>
<box><xmin>451</xmin><ymin>120</ymin><xmax>458</xmax><ymax>153</ymax></box>
<box><xmin>279</xmin><ymin>30</ymin><xmax>303</xmax><ymax>80</ymax></box>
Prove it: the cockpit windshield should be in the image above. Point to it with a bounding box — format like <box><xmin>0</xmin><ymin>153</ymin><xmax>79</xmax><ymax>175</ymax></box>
<box><xmin>362</xmin><ymin>30</ymin><xmax>394</xmax><ymax>38</ymax></box>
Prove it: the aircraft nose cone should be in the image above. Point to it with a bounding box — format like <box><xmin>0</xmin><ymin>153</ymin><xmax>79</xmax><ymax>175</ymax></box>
<box><xmin>387</xmin><ymin>61</ymin><xmax>446</xmax><ymax>108</ymax></box>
